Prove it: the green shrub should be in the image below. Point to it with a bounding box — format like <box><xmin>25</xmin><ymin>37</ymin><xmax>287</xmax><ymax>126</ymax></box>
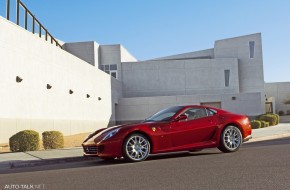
<box><xmin>258</xmin><ymin>114</ymin><xmax>277</xmax><ymax>126</ymax></box>
<box><xmin>260</xmin><ymin>120</ymin><xmax>269</xmax><ymax>128</ymax></box>
<box><xmin>9</xmin><ymin>130</ymin><xmax>40</xmax><ymax>152</ymax></box>
<box><xmin>42</xmin><ymin>131</ymin><xmax>64</xmax><ymax>149</ymax></box>
<box><xmin>251</xmin><ymin>120</ymin><xmax>261</xmax><ymax>129</ymax></box>
<box><xmin>273</xmin><ymin>114</ymin><xmax>279</xmax><ymax>125</ymax></box>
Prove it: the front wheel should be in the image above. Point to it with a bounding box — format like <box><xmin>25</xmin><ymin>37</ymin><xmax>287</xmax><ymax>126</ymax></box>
<box><xmin>122</xmin><ymin>133</ymin><xmax>150</xmax><ymax>162</ymax></box>
<box><xmin>218</xmin><ymin>126</ymin><xmax>242</xmax><ymax>153</ymax></box>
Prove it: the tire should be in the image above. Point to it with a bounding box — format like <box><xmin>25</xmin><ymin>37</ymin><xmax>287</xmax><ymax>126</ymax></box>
<box><xmin>122</xmin><ymin>133</ymin><xmax>150</xmax><ymax>162</ymax></box>
<box><xmin>218</xmin><ymin>125</ymin><xmax>242</xmax><ymax>153</ymax></box>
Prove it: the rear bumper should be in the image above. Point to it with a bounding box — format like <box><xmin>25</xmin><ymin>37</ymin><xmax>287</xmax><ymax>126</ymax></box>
<box><xmin>243</xmin><ymin>135</ymin><xmax>252</xmax><ymax>142</ymax></box>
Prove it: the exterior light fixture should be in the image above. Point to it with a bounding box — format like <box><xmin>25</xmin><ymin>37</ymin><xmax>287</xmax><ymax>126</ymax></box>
<box><xmin>232</xmin><ymin>97</ymin><xmax>236</xmax><ymax>100</ymax></box>
<box><xmin>98</xmin><ymin>97</ymin><xmax>101</xmax><ymax>101</ymax></box>
<box><xmin>87</xmin><ymin>94</ymin><xmax>90</xmax><ymax>98</ymax></box>
<box><xmin>47</xmin><ymin>84</ymin><xmax>52</xmax><ymax>89</ymax></box>
<box><xmin>69</xmin><ymin>89</ymin><xmax>74</xmax><ymax>94</ymax></box>
<box><xmin>16</xmin><ymin>76</ymin><xmax>23</xmax><ymax>83</ymax></box>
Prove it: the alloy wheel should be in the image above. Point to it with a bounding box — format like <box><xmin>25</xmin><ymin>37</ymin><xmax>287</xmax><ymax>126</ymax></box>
<box><xmin>218</xmin><ymin>125</ymin><xmax>242</xmax><ymax>153</ymax></box>
<box><xmin>223</xmin><ymin>127</ymin><xmax>241</xmax><ymax>150</ymax></box>
<box><xmin>124</xmin><ymin>134</ymin><xmax>150</xmax><ymax>161</ymax></box>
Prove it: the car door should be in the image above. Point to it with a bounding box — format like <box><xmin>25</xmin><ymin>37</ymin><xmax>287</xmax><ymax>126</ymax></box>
<box><xmin>171</xmin><ymin>107</ymin><xmax>217</xmax><ymax>148</ymax></box>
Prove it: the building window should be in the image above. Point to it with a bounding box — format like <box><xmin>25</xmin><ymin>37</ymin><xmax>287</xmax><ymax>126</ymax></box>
<box><xmin>100</xmin><ymin>64</ymin><xmax>118</xmax><ymax>78</ymax></box>
<box><xmin>224</xmin><ymin>70</ymin><xmax>230</xmax><ymax>87</ymax></box>
<box><xmin>110</xmin><ymin>71</ymin><xmax>117</xmax><ymax>78</ymax></box>
<box><xmin>249</xmin><ymin>41</ymin><xmax>255</xmax><ymax>58</ymax></box>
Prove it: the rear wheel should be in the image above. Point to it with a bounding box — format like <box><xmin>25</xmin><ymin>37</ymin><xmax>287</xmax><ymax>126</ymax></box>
<box><xmin>123</xmin><ymin>133</ymin><xmax>150</xmax><ymax>162</ymax></box>
<box><xmin>218</xmin><ymin>125</ymin><xmax>242</xmax><ymax>153</ymax></box>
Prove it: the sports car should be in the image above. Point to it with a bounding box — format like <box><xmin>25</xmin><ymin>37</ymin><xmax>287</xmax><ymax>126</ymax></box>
<box><xmin>82</xmin><ymin>105</ymin><xmax>252</xmax><ymax>162</ymax></box>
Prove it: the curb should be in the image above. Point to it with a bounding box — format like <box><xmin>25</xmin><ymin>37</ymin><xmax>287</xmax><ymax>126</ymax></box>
<box><xmin>246</xmin><ymin>133</ymin><xmax>290</xmax><ymax>143</ymax></box>
<box><xmin>9</xmin><ymin>156</ymin><xmax>96</xmax><ymax>169</ymax></box>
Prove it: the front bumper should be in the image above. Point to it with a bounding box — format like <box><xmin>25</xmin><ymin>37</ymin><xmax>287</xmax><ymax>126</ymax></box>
<box><xmin>243</xmin><ymin>135</ymin><xmax>252</xmax><ymax>142</ymax></box>
<box><xmin>82</xmin><ymin>138</ymin><xmax>123</xmax><ymax>158</ymax></box>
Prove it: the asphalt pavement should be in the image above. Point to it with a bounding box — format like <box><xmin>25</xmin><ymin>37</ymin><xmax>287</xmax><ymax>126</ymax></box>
<box><xmin>0</xmin><ymin>137</ymin><xmax>289</xmax><ymax>190</ymax></box>
<box><xmin>0</xmin><ymin>123</ymin><xmax>290</xmax><ymax>171</ymax></box>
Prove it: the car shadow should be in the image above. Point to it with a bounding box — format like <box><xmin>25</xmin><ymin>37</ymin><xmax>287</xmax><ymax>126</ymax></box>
<box><xmin>99</xmin><ymin>150</ymin><xmax>221</xmax><ymax>165</ymax></box>
<box><xmin>243</xmin><ymin>137</ymin><xmax>290</xmax><ymax>148</ymax></box>
<box><xmin>1</xmin><ymin>150</ymin><xmax>221</xmax><ymax>174</ymax></box>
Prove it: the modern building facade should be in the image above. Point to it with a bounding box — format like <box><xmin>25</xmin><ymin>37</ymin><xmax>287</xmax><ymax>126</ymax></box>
<box><xmin>265</xmin><ymin>82</ymin><xmax>290</xmax><ymax>114</ymax></box>
<box><xmin>63</xmin><ymin>33</ymin><xmax>266</xmax><ymax>123</ymax></box>
<box><xmin>0</xmin><ymin>13</ymin><xmax>268</xmax><ymax>143</ymax></box>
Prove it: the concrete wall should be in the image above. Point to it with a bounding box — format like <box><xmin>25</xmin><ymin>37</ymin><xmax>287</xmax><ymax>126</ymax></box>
<box><xmin>99</xmin><ymin>45</ymin><xmax>121</xmax><ymax>66</ymax></box>
<box><xmin>110</xmin><ymin>78</ymin><xmax>123</xmax><ymax>125</ymax></box>
<box><xmin>214</xmin><ymin>33</ymin><xmax>265</xmax><ymax>113</ymax></box>
<box><xmin>121</xmin><ymin>58</ymin><xmax>239</xmax><ymax>97</ymax></box>
<box><xmin>63</xmin><ymin>41</ymin><xmax>99</xmax><ymax>67</ymax></box>
<box><xmin>99</xmin><ymin>45</ymin><xmax>137</xmax><ymax>81</ymax></box>
<box><xmin>120</xmin><ymin>45</ymin><xmax>138</xmax><ymax>62</ymax></box>
<box><xmin>116</xmin><ymin>92</ymin><xmax>263</xmax><ymax>123</ymax></box>
<box><xmin>265</xmin><ymin>82</ymin><xmax>290</xmax><ymax>113</ymax></box>
<box><xmin>151</xmin><ymin>48</ymin><xmax>214</xmax><ymax>61</ymax></box>
<box><xmin>214</xmin><ymin>33</ymin><xmax>264</xmax><ymax>94</ymax></box>
<box><xmin>0</xmin><ymin>17</ymin><xmax>116</xmax><ymax>143</ymax></box>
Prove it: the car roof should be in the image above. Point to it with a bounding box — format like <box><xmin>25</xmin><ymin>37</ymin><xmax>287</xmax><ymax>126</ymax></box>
<box><xmin>179</xmin><ymin>105</ymin><xmax>230</xmax><ymax>114</ymax></box>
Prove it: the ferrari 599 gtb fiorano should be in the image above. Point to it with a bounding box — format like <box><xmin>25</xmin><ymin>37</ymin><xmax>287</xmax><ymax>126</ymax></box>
<box><xmin>82</xmin><ymin>105</ymin><xmax>252</xmax><ymax>162</ymax></box>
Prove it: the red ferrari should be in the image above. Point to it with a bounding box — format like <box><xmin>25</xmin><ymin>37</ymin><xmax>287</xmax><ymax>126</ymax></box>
<box><xmin>82</xmin><ymin>105</ymin><xmax>252</xmax><ymax>162</ymax></box>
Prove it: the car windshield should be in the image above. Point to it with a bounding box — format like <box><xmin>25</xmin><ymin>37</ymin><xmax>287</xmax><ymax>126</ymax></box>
<box><xmin>144</xmin><ymin>106</ymin><xmax>183</xmax><ymax>122</ymax></box>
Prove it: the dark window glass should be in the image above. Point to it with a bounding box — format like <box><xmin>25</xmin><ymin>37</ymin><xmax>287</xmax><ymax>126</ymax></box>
<box><xmin>206</xmin><ymin>109</ymin><xmax>217</xmax><ymax>116</ymax></box>
<box><xmin>249</xmin><ymin>41</ymin><xmax>255</xmax><ymax>58</ymax></box>
<box><xmin>145</xmin><ymin>106</ymin><xmax>183</xmax><ymax>122</ymax></box>
<box><xmin>100</xmin><ymin>65</ymin><xmax>104</xmax><ymax>70</ymax></box>
<box><xmin>105</xmin><ymin>71</ymin><xmax>110</xmax><ymax>74</ymax></box>
<box><xmin>105</xmin><ymin>65</ymin><xmax>110</xmax><ymax>70</ymax></box>
<box><xmin>224</xmin><ymin>70</ymin><xmax>230</xmax><ymax>87</ymax></box>
<box><xmin>111</xmin><ymin>72</ymin><xmax>117</xmax><ymax>78</ymax></box>
<box><xmin>110</xmin><ymin>64</ymin><xmax>117</xmax><ymax>70</ymax></box>
<box><xmin>184</xmin><ymin>108</ymin><xmax>207</xmax><ymax>120</ymax></box>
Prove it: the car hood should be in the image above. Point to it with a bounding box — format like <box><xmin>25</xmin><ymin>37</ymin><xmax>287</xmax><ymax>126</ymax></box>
<box><xmin>83</xmin><ymin>121</ymin><xmax>165</xmax><ymax>144</ymax></box>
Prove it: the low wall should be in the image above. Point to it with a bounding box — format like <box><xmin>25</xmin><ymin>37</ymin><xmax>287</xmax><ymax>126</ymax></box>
<box><xmin>116</xmin><ymin>93</ymin><xmax>263</xmax><ymax>123</ymax></box>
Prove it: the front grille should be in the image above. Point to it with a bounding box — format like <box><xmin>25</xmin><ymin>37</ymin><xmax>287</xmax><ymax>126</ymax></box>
<box><xmin>83</xmin><ymin>146</ymin><xmax>98</xmax><ymax>154</ymax></box>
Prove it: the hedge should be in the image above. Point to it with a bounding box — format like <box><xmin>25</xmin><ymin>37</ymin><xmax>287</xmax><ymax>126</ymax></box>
<box><xmin>260</xmin><ymin>120</ymin><xmax>269</xmax><ymax>128</ymax></box>
<box><xmin>251</xmin><ymin>120</ymin><xmax>261</xmax><ymax>129</ymax></box>
<box><xmin>9</xmin><ymin>130</ymin><xmax>40</xmax><ymax>152</ymax></box>
<box><xmin>42</xmin><ymin>131</ymin><xmax>64</xmax><ymax>149</ymax></box>
<box><xmin>273</xmin><ymin>114</ymin><xmax>279</xmax><ymax>125</ymax></box>
<box><xmin>258</xmin><ymin>114</ymin><xmax>278</xmax><ymax>126</ymax></box>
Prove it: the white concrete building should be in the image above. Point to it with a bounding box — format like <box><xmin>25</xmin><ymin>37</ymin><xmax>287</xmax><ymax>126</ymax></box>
<box><xmin>265</xmin><ymin>82</ymin><xmax>290</xmax><ymax>114</ymax></box>
<box><xmin>63</xmin><ymin>33</ymin><xmax>266</xmax><ymax>121</ymax></box>
<box><xmin>0</xmin><ymin>14</ymin><xmax>267</xmax><ymax>143</ymax></box>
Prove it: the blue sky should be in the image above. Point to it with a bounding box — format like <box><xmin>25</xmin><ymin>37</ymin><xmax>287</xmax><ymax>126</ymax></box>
<box><xmin>1</xmin><ymin>0</ymin><xmax>290</xmax><ymax>82</ymax></box>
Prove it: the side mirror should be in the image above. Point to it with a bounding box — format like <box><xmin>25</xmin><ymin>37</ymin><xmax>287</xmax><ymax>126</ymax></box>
<box><xmin>174</xmin><ymin>114</ymin><xmax>188</xmax><ymax>122</ymax></box>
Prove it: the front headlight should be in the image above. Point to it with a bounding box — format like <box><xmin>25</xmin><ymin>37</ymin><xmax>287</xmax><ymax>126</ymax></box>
<box><xmin>102</xmin><ymin>128</ymin><xmax>120</xmax><ymax>141</ymax></box>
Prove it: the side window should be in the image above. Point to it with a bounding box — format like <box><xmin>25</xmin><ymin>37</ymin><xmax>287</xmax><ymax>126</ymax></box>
<box><xmin>184</xmin><ymin>108</ymin><xmax>207</xmax><ymax>121</ymax></box>
<box><xmin>206</xmin><ymin>109</ymin><xmax>217</xmax><ymax>116</ymax></box>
